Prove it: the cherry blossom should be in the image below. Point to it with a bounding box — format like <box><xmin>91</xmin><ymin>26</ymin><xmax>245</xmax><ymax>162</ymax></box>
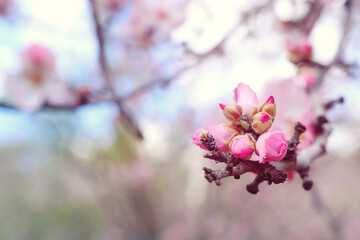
<box><xmin>193</xmin><ymin>82</ymin><xmax>288</xmax><ymax>163</ymax></box>
<box><xmin>4</xmin><ymin>44</ymin><xmax>75</xmax><ymax>111</ymax></box>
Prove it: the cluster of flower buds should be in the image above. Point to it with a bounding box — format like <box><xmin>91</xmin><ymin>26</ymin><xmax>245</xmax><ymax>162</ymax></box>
<box><xmin>192</xmin><ymin>83</ymin><xmax>288</xmax><ymax>164</ymax></box>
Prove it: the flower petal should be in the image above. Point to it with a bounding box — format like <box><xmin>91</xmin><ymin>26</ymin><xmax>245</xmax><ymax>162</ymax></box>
<box><xmin>4</xmin><ymin>74</ymin><xmax>44</xmax><ymax>111</ymax></box>
<box><xmin>43</xmin><ymin>77</ymin><xmax>76</xmax><ymax>106</ymax></box>
<box><xmin>233</xmin><ymin>83</ymin><xmax>258</xmax><ymax>116</ymax></box>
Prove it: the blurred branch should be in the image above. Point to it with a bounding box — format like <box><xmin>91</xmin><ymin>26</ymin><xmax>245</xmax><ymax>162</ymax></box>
<box><xmin>184</xmin><ymin>0</ymin><xmax>274</xmax><ymax>58</ymax></box>
<box><xmin>123</xmin><ymin>61</ymin><xmax>199</xmax><ymax>101</ymax></box>
<box><xmin>311</xmin><ymin>0</ymin><xmax>354</xmax><ymax>90</ymax></box>
<box><xmin>285</xmin><ymin>0</ymin><xmax>325</xmax><ymax>35</ymax></box>
<box><xmin>311</xmin><ymin>186</ymin><xmax>345</xmax><ymax>240</ymax></box>
<box><xmin>88</xmin><ymin>0</ymin><xmax>143</xmax><ymax>139</ymax></box>
<box><xmin>295</xmin><ymin>0</ymin><xmax>353</xmax><ymax>168</ymax></box>
<box><xmin>122</xmin><ymin>0</ymin><xmax>273</xmax><ymax>102</ymax></box>
<box><xmin>121</xmin><ymin>0</ymin><xmax>276</xmax><ymax>104</ymax></box>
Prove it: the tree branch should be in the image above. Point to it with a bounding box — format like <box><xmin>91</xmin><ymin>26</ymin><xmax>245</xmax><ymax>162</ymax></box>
<box><xmin>88</xmin><ymin>0</ymin><xmax>143</xmax><ymax>139</ymax></box>
<box><xmin>199</xmin><ymin>123</ymin><xmax>306</xmax><ymax>194</ymax></box>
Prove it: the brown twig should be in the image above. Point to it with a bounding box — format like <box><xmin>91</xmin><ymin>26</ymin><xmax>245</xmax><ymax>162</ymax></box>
<box><xmin>123</xmin><ymin>61</ymin><xmax>201</xmax><ymax>101</ymax></box>
<box><xmin>88</xmin><ymin>0</ymin><xmax>143</xmax><ymax>139</ymax></box>
<box><xmin>199</xmin><ymin>123</ymin><xmax>306</xmax><ymax>194</ymax></box>
<box><xmin>281</xmin><ymin>0</ymin><xmax>325</xmax><ymax>35</ymax></box>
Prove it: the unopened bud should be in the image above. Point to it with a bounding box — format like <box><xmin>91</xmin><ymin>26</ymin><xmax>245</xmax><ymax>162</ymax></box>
<box><xmin>192</xmin><ymin>124</ymin><xmax>242</xmax><ymax>152</ymax></box>
<box><xmin>219</xmin><ymin>103</ymin><xmax>243</xmax><ymax>122</ymax></box>
<box><xmin>259</xmin><ymin>96</ymin><xmax>276</xmax><ymax>120</ymax></box>
<box><xmin>229</xmin><ymin>134</ymin><xmax>255</xmax><ymax>160</ymax></box>
<box><xmin>286</xmin><ymin>39</ymin><xmax>313</xmax><ymax>64</ymax></box>
<box><xmin>199</xmin><ymin>130</ymin><xmax>210</xmax><ymax>141</ymax></box>
<box><xmin>252</xmin><ymin>112</ymin><xmax>272</xmax><ymax>134</ymax></box>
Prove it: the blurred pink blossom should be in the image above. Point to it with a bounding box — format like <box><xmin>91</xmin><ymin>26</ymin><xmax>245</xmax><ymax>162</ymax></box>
<box><xmin>286</xmin><ymin>39</ymin><xmax>313</xmax><ymax>64</ymax></box>
<box><xmin>119</xmin><ymin>0</ymin><xmax>188</xmax><ymax>48</ymax></box>
<box><xmin>5</xmin><ymin>73</ymin><xmax>75</xmax><ymax>111</ymax></box>
<box><xmin>263</xmin><ymin>80</ymin><xmax>314</xmax><ymax>143</ymax></box>
<box><xmin>21</xmin><ymin>44</ymin><xmax>56</xmax><ymax>76</ymax></box>
<box><xmin>296</xmin><ymin>66</ymin><xmax>317</xmax><ymax>87</ymax></box>
<box><xmin>4</xmin><ymin>44</ymin><xmax>75</xmax><ymax>111</ymax></box>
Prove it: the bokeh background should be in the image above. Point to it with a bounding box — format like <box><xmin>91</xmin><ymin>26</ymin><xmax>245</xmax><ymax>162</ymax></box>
<box><xmin>0</xmin><ymin>0</ymin><xmax>360</xmax><ymax>239</ymax></box>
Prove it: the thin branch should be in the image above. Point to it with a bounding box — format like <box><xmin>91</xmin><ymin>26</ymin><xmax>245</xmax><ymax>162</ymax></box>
<box><xmin>281</xmin><ymin>0</ymin><xmax>325</xmax><ymax>35</ymax></box>
<box><xmin>123</xmin><ymin>0</ymin><xmax>276</xmax><ymax>102</ymax></box>
<box><xmin>199</xmin><ymin>123</ymin><xmax>305</xmax><ymax>194</ymax></box>
<box><xmin>184</xmin><ymin>0</ymin><xmax>274</xmax><ymax>58</ymax></box>
<box><xmin>123</xmin><ymin>61</ymin><xmax>200</xmax><ymax>101</ymax></box>
<box><xmin>88</xmin><ymin>0</ymin><xmax>143</xmax><ymax>139</ymax></box>
<box><xmin>311</xmin><ymin>186</ymin><xmax>345</xmax><ymax>240</ymax></box>
<box><xmin>311</xmin><ymin>0</ymin><xmax>353</xmax><ymax>91</ymax></box>
<box><xmin>296</xmin><ymin>0</ymin><xmax>353</xmax><ymax>166</ymax></box>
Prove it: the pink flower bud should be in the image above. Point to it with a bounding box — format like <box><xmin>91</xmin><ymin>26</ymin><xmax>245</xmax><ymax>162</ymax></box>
<box><xmin>259</xmin><ymin>96</ymin><xmax>276</xmax><ymax>120</ymax></box>
<box><xmin>251</xmin><ymin>112</ymin><xmax>272</xmax><ymax>134</ymax></box>
<box><xmin>229</xmin><ymin>135</ymin><xmax>255</xmax><ymax>160</ymax></box>
<box><xmin>296</xmin><ymin>66</ymin><xmax>316</xmax><ymax>87</ymax></box>
<box><xmin>21</xmin><ymin>44</ymin><xmax>56</xmax><ymax>75</ymax></box>
<box><xmin>255</xmin><ymin>128</ymin><xmax>288</xmax><ymax>163</ymax></box>
<box><xmin>155</xmin><ymin>7</ymin><xmax>169</xmax><ymax>21</ymax></box>
<box><xmin>285</xmin><ymin>39</ymin><xmax>313</xmax><ymax>64</ymax></box>
<box><xmin>300</xmin><ymin>72</ymin><xmax>315</xmax><ymax>87</ymax></box>
<box><xmin>298</xmin><ymin>39</ymin><xmax>312</xmax><ymax>56</ymax></box>
<box><xmin>265</xmin><ymin>95</ymin><xmax>275</xmax><ymax>104</ymax></box>
<box><xmin>233</xmin><ymin>83</ymin><xmax>258</xmax><ymax>117</ymax></box>
<box><xmin>192</xmin><ymin>124</ymin><xmax>241</xmax><ymax>152</ymax></box>
<box><xmin>219</xmin><ymin>103</ymin><xmax>243</xmax><ymax>122</ymax></box>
